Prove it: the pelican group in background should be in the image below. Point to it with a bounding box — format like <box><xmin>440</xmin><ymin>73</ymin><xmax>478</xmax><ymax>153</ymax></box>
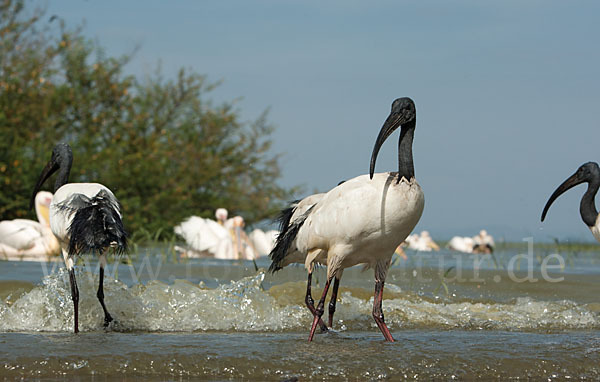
<box><xmin>403</xmin><ymin>230</ymin><xmax>440</xmax><ymax>252</ymax></box>
<box><xmin>0</xmin><ymin>191</ymin><xmax>60</xmax><ymax>261</ymax></box>
<box><xmin>175</xmin><ymin>209</ymin><xmax>258</xmax><ymax>260</ymax></box>
<box><xmin>447</xmin><ymin>230</ymin><xmax>495</xmax><ymax>254</ymax></box>
<box><xmin>541</xmin><ymin>162</ymin><xmax>600</xmax><ymax>243</ymax></box>
<box><xmin>270</xmin><ymin>97</ymin><xmax>424</xmax><ymax>342</ymax></box>
<box><xmin>30</xmin><ymin>143</ymin><xmax>128</xmax><ymax>333</ymax></box>
<box><xmin>174</xmin><ymin>209</ymin><xmax>234</xmax><ymax>259</ymax></box>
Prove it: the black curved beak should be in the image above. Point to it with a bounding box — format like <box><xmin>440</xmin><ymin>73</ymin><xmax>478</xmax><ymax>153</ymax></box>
<box><xmin>541</xmin><ymin>172</ymin><xmax>584</xmax><ymax>222</ymax></box>
<box><xmin>370</xmin><ymin>111</ymin><xmax>406</xmax><ymax>179</ymax></box>
<box><xmin>30</xmin><ymin>159</ymin><xmax>58</xmax><ymax>210</ymax></box>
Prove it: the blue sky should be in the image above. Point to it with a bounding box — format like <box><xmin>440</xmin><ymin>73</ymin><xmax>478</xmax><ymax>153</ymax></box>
<box><xmin>39</xmin><ymin>1</ymin><xmax>600</xmax><ymax>242</ymax></box>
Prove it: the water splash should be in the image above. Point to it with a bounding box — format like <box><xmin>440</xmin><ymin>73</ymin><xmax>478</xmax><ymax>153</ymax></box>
<box><xmin>0</xmin><ymin>269</ymin><xmax>598</xmax><ymax>332</ymax></box>
<box><xmin>0</xmin><ymin>269</ymin><xmax>308</xmax><ymax>332</ymax></box>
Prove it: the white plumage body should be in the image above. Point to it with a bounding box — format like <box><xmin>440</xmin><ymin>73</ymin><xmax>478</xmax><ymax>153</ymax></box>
<box><xmin>175</xmin><ymin>215</ymin><xmax>260</xmax><ymax>260</ymax></box>
<box><xmin>0</xmin><ymin>220</ymin><xmax>50</xmax><ymax>251</ymax></box>
<box><xmin>249</xmin><ymin>228</ymin><xmax>279</xmax><ymax>257</ymax></box>
<box><xmin>174</xmin><ymin>216</ymin><xmax>233</xmax><ymax>258</ymax></box>
<box><xmin>404</xmin><ymin>231</ymin><xmax>439</xmax><ymax>252</ymax></box>
<box><xmin>50</xmin><ymin>183</ymin><xmax>119</xmax><ymax>251</ymax></box>
<box><xmin>0</xmin><ymin>191</ymin><xmax>59</xmax><ymax>259</ymax></box>
<box><xmin>447</xmin><ymin>236</ymin><xmax>475</xmax><ymax>253</ymax></box>
<box><xmin>297</xmin><ymin>173</ymin><xmax>424</xmax><ymax>279</ymax></box>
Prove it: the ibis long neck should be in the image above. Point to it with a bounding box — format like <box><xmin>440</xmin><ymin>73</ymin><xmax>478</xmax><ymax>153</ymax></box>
<box><xmin>54</xmin><ymin>160</ymin><xmax>71</xmax><ymax>192</ymax></box>
<box><xmin>397</xmin><ymin>121</ymin><xmax>415</xmax><ymax>181</ymax></box>
<box><xmin>580</xmin><ymin>182</ymin><xmax>599</xmax><ymax>227</ymax></box>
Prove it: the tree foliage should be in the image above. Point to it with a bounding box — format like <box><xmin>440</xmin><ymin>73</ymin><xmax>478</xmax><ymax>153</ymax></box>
<box><xmin>0</xmin><ymin>0</ymin><xmax>297</xmax><ymax>236</ymax></box>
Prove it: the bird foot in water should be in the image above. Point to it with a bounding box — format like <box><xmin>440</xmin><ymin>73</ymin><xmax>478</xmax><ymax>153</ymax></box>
<box><xmin>103</xmin><ymin>315</ymin><xmax>114</xmax><ymax>329</ymax></box>
<box><xmin>323</xmin><ymin>328</ymin><xmax>340</xmax><ymax>336</ymax></box>
<box><xmin>104</xmin><ymin>319</ymin><xmax>127</xmax><ymax>332</ymax></box>
<box><xmin>316</xmin><ymin>326</ymin><xmax>340</xmax><ymax>336</ymax></box>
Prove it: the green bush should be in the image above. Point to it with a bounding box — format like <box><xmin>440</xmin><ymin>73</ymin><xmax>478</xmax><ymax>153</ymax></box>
<box><xmin>0</xmin><ymin>0</ymin><xmax>298</xmax><ymax>237</ymax></box>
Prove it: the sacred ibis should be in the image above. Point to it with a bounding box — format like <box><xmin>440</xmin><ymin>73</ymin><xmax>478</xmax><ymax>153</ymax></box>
<box><xmin>270</xmin><ymin>97</ymin><xmax>424</xmax><ymax>342</ymax></box>
<box><xmin>541</xmin><ymin>162</ymin><xmax>600</xmax><ymax>243</ymax></box>
<box><xmin>30</xmin><ymin>143</ymin><xmax>128</xmax><ymax>333</ymax></box>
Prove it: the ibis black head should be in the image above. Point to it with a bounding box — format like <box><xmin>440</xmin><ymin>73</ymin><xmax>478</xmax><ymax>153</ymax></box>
<box><xmin>370</xmin><ymin>97</ymin><xmax>417</xmax><ymax>181</ymax></box>
<box><xmin>541</xmin><ymin>162</ymin><xmax>600</xmax><ymax>224</ymax></box>
<box><xmin>30</xmin><ymin>143</ymin><xmax>73</xmax><ymax>210</ymax></box>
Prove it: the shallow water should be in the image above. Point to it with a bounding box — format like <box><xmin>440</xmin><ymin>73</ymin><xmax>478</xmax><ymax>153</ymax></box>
<box><xmin>0</xmin><ymin>247</ymin><xmax>599</xmax><ymax>380</ymax></box>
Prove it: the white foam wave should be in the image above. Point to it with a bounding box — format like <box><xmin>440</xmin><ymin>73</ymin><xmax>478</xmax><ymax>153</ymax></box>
<box><xmin>339</xmin><ymin>293</ymin><xmax>599</xmax><ymax>330</ymax></box>
<box><xmin>0</xmin><ymin>269</ymin><xmax>598</xmax><ymax>332</ymax></box>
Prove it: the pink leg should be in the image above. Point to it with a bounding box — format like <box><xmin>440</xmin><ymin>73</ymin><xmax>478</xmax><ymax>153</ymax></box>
<box><xmin>373</xmin><ymin>279</ymin><xmax>394</xmax><ymax>342</ymax></box>
<box><xmin>305</xmin><ymin>271</ymin><xmax>328</xmax><ymax>332</ymax></box>
<box><xmin>308</xmin><ymin>277</ymin><xmax>333</xmax><ymax>342</ymax></box>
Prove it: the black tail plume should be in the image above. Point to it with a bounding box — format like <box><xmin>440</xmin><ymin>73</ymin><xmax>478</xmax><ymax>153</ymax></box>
<box><xmin>59</xmin><ymin>190</ymin><xmax>128</xmax><ymax>257</ymax></box>
<box><xmin>268</xmin><ymin>204</ymin><xmax>313</xmax><ymax>274</ymax></box>
<box><xmin>275</xmin><ymin>199</ymin><xmax>301</xmax><ymax>234</ymax></box>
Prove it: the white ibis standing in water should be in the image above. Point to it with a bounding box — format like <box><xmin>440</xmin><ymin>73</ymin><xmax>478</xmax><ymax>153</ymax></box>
<box><xmin>541</xmin><ymin>162</ymin><xmax>600</xmax><ymax>243</ymax></box>
<box><xmin>30</xmin><ymin>143</ymin><xmax>128</xmax><ymax>333</ymax></box>
<box><xmin>270</xmin><ymin>97</ymin><xmax>424</xmax><ymax>342</ymax></box>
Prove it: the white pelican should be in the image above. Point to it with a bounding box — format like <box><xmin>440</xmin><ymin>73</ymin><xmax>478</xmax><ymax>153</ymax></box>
<box><xmin>249</xmin><ymin>228</ymin><xmax>279</xmax><ymax>257</ymax></box>
<box><xmin>228</xmin><ymin>215</ymin><xmax>257</xmax><ymax>260</ymax></box>
<box><xmin>541</xmin><ymin>162</ymin><xmax>600</xmax><ymax>243</ymax></box>
<box><xmin>420</xmin><ymin>231</ymin><xmax>440</xmax><ymax>251</ymax></box>
<box><xmin>175</xmin><ymin>209</ymin><xmax>257</xmax><ymax>260</ymax></box>
<box><xmin>447</xmin><ymin>231</ymin><xmax>494</xmax><ymax>254</ymax></box>
<box><xmin>215</xmin><ymin>208</ymin><xmax>228</xmax><ymax>225</ymax></box>
<box><xmin>174</xmin><ymin>213</ymin><xmax>233</xmax><ymax>259</ymax></box>
<box><xmin>270</xmin><ymin>97</ymin><xmax>424</xmax><ymax>342</ymax></box>
<box><xmin>447</xmin><ymin>236</ymin><xmax>475</xmax><ymax>253</ymax></box>
<box><xmin>0</xmin><ymin>191</ymin><xmax>60</xmax><ymax>260</ymax></box>
<box><xmin>472</xmin><ymin>229</ymin><xmax>495</xmax><ymax>253</ymax></box>
<box><xmin>403</xmin><ymin>231</ymin><xmax>440</xmax><ymax>252</ymax></box>
<box><xmin>30</xmin><ymin>143</ymin><xmax>128</xmax><ymax>333</ymax></box>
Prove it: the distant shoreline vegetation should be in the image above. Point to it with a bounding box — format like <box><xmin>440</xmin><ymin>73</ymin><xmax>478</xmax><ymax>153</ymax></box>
<box><xmin>125</xmin><ymin>231</ymin><xmax>600</xmax><ymax>255</ymax></box>
<box><xmin>493</xmin><ymin>240</ymin><xmax>599</xmax><ymax>253</ymax></box>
